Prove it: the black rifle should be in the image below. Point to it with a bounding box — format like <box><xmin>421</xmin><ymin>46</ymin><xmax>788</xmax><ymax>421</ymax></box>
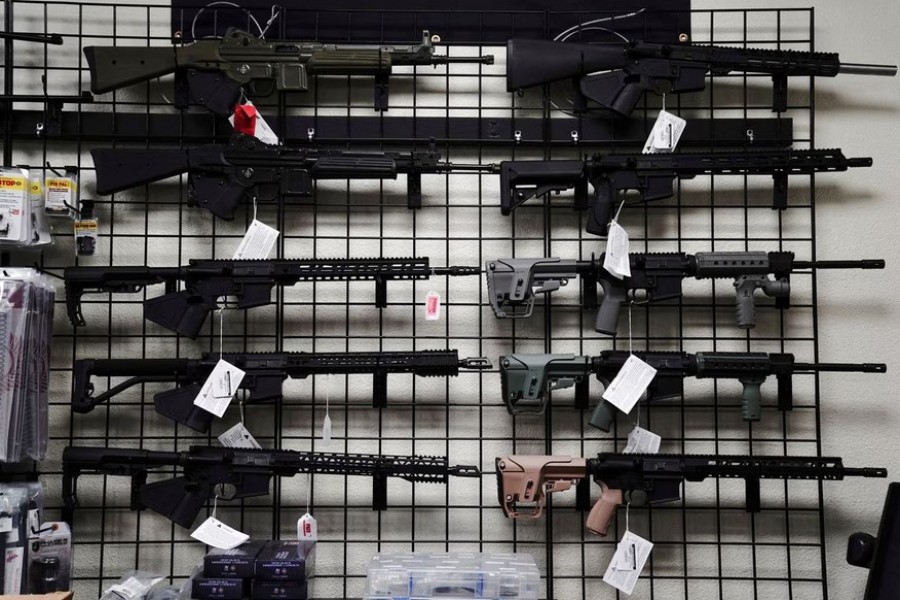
<box><xmin>506</xmin><ymin>38</ymin><xmax>896</xmax><ymax>115</ymax></box>
<box><xmin>848</xmin><ymin>482</ymin><xmax>900</xmax><ymax>599</ymax></box>
<box><xmin>499</xmin><ymin>351</ymin><xmax>886</xmax><ymax>429</ymax></box>
<box><xmin>92</xmin><ymin>134</ymin><xmax>497</xmax><ymax>219</ymax></box>
<box><xmin>486</xmin><ymin>251</ymin><xmax>885</xmax><ymax>334</ymax></box>
<box><xmin>500</xmin><ymin>149</ymin><xmax>872</xmax><ymax>236</ymax></box>
<box><xmin>497</xmin><ymin>453</ymin><xmax>887</xmax><ymax>536</ymax></box>
<box><xmin>73</xmin><ymin>350</ymin><xmax>492</xmax><ymax>432</ymax></box>
<box><xmin>85</xmin><ymin>29</ymin><xmax>493</xmax><ymax>114</ymax></box>
<box><xmin>64</xmin><ymin>257</ymin><xmax>481</xmax><ymax>338</ymax></box>
<box><xmin>62</xmin><ymin>446</ymin><xmax>481</xmax><ymax>528</ymax></box>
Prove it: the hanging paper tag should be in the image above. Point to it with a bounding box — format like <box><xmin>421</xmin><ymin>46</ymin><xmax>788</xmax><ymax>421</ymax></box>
<box><xmin>424</xmin><ymin>290</ymin><xmax>441</xmax><ymax>321</ymax></box>
<box><xmin>191</xmin><ymin>516</ymin><xmax>250</xmax><ymax>550</ymax></box>
<box><xmin>0</xmin><ymin>515</ymin><xmax>11</xmax><ymax>533</ymax></box>
<box><xmin>642</xmin><ymin>110</ymin><xmax>687</xmax><ymax>154</ymax></box>
<box><xmin>603</xmin><ymin>222</ymin><xmax>631</xmax><ymax>279</ymax></box>
<box><xmin>229</xmin><ymin>101</ymin><xmax>279</xmax><ymax>145</ymax></box>
<box><xmin>623</xmin><ymin>426</ymin><xmax>662</xmax><ymax>454</ymax></box>
<box><xmin>322</xmin><ymin>413</ymin><xmax>332</xmax><ymax>443</ymax></box>
<box><xmin>27</xmin><ymin>508</ymin><xmax>40</xmax><ymax>538</ymax></box>
<box><xmin>297</xmin><ymin>512</ymin><xmax>317</xmax><ymax>558</ymax></box>
<box><xmin>106</xmin><ymin>576</ymin><xmax>152</xmax><ymax>599</ymax></box>
<box><xmin>193</xmin><ymin>359</ymin><xmax>246</xmax><ymax>418</ymax></box>
<box><xmin>603</xmin><ymin>530</ymin><xmax>654</xmax><ymax>594</ymax></box>
<box><xmin>233</xmin><ymin>219</ymin><xmax>280</xmax><ymax>259</ymax></box>
<box><xmin>601</xmin><ymin>355</ymin><xmax>657</xmax><ymax>414</ymax></box>
<box><xmin>218</xmin><ymin>422</ymin><xmax>262</xmax><ymax>449</ymax></box>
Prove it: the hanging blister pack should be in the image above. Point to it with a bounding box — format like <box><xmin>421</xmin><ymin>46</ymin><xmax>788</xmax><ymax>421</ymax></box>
<box><xmin>44</xmin><ymin>167</ymin><xmax>78</xmax><ymax>218</ymax></box>
<box><xmin>73</xmin><ymin>200</ymin><xmax>98</xmax><ymax>256</ymax></box>
<box><xmin>28</xmin><ymin>175</ymin><xmax>53</xmax><ymax>248</ymax></box>
<box><xmin>0</xmin><ymin>168</ymin><xmax>31</xmax><ymax>246</ymax></box>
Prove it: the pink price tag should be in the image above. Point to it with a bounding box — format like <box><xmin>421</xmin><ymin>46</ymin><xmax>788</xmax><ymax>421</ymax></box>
<box><xmin>425</xmin><ymin>291</ymin><xmax>441</xmax><ymax>321</ymax></box>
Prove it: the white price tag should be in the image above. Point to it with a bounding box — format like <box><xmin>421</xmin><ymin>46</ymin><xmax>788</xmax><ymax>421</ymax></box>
<box><xmin>642</xmin><ymin>110</ymin><xmax>687</xmax><ymax>154</ymax></box>
<box><xmin>322</xmin><ymin>413</ymin><xmax>332</xmax><ymax>443</ymax></box>
<box><xmin>0</xmin><ymin>516</ymin><xmax>11</xmax><ymax>533</ymax></box>
<box><xmin>218</xmin><ymin>422</ymin><xmax>262</xmax><ymax>449</ymax></box>
<box><xmin>623</xmin><ymin>426</ymin><xmax>662</xmax><ymax>454</ymax></box>
<box><xmin>27</xmin><ymin>508</ymin><xmax>40</xmax><ymax>538</ymax></box>
<box><xmin>603</xmin><ymin>530</ymin><xmax>654</xmax><ymax>595</ymax></box>
<box><xmin>603</xmin><ymin>222</ymin><xmax>631</xmax><ymax>279</ymax></box>
<box><xmin>424</xmin><ymin>290</ymin><xmax>441</xmax><ymax>321</ymax></box>
<box><xmin>233</xmin><ymin>219</ymin><xmax>280</xmax><ymax>260</ymax></box>
<box><xmin>601</xmin><ymin>355</ymin><xmax>658</xmax><ymax>414</ymax></box>
<box><xmin>190</xmin><ymin>517</ymin><xmax>250</xmax><ymax>550</ymax></box>
<box><xmin>193</xmin><ymin>359</ymin><xmax>246</xmax><ymax>418</ymax></box>
<box><xmin>297</xmin><ymin>512</ymin><xmax>317</xmax><ymax>557</ymax></box>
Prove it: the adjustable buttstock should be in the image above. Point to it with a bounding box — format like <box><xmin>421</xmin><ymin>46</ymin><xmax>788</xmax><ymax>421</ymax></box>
<box><xmin>506</xmin><ymin>39</ymin><xmax>627</xmax><ymax>91</ymax></box>
<box><xmin>140</xmin><ymin>476</ymin><xmax>207</xmax><ymax>528</ymax></box>
<box><xmin>499</xmin><ymin>160</ymin><xmax>586</xmax><ymax>214</ymax></box>
<box><xmin>84</xmin><ymin>45</ymin><xmax>178</xmax><ymax>94</ymax></box>
<box><xmin>143</xmin><ymin>290</ymin><xmax>213</xmax><ymax>339</ymax></box>
<box><xmin>92</xmin><ymin>148</ymin><xmax>190</xmax><ymax>195</ymax></box>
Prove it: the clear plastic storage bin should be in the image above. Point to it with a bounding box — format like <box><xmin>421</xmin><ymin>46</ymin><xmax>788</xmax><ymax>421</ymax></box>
<box><xmin>364</xmin><ymin>552</ymin><xmax>540</xmax><ymax>600</ymax></box>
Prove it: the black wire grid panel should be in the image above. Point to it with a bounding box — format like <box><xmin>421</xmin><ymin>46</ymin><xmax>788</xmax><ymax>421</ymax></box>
<box><xmin>0</xmin><ymin>2</ymin><xmax>836</xmax><ymax>599</ymax></box>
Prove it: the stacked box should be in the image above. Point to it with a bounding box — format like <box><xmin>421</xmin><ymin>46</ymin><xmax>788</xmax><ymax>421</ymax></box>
<box><xmin>192</xmin><ymin>540</ymin><xmax>314</xmax><ymax>600</ymax></box>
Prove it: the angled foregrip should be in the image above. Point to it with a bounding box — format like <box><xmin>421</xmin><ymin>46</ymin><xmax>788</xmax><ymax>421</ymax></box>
<box><xmin>596</xmin><ymin>278</ymin><xmax>627</xmax><ymax>335</ymax></box>
<box><xmin>140</xmin><ymin>477</ymin><xmax>207</xmax><ymax>528</ymax></box>
<box><xmin>739</xmin><ymin>376</ymin><xmax>765</xmax><ymax>421</ymax></box>
<box><xmin>588</xmin><ymin>400</ymin><xmax>617</xmax><ymax>432</ymax></box>
<box><xmin>84</xmin><ymin>45</ymin><xmax>177</xmax><ymax>94</ymax></box>
<box><xmin>92</xmin><ymin>148</ymin><xmax>190</xmax><ymax>195</ymax></box>
<box><xmin>585</xmin><ymin>482</ymin><xmax>624</xmax><ymax>536</ymax></box>
<box><xmin>579</xmin><ymin>71</ymin><xmax>646</xmax><ymax>116</ymax></box>
<box><xmin>143</xmin><ymin>291</ymin><xmax>212</xmax><ymax>338</ymax></box>
<box><xmin>585</xmin><ymin>179</ymin><xmax>616</xmax><ymax>236</ymax></box>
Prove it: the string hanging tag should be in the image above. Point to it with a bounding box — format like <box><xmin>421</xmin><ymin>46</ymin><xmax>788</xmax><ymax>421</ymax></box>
<box><xmin>322</xmin><ymin>374</ymin><xmax>332</xmax><ymax>443</ymax></box>
<box><xmin>190</xmin><ymin>491</ymin><xmax>249</xmax><ymax>549</ymax></box>
<box><xmin>603</xmin><ymin>501</ymin><xmax>654</xmax><ymax>593</ymax></box>
<box><xmin>603</xmin><ymin>200</ymin><xmax>631</xmax><ymax>279</ymax></box>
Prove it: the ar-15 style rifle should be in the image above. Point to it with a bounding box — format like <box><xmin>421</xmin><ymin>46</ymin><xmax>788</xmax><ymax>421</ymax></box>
<box><xmin>92</xmin><ymin>133</ymin><xmax>497</xmax><ymax>220</ymax></box>
<box><xmin>500</xmin><ymin>149</ymin><xmax>872</xmax><ymax>236</ymax></box>
<box><xmin>85</xmin><ymin>29</ymin><xmax>494</xmax><ymax>114</ymax></box>
<box><xmin>73</xmin><ymin>350</ymin><xmax>491</xmax><ymax>432</ymax></box>
<box><xmin>64</xmin><ymin>257</ymin><xmax>481</xmax><ymax>338</ymax></box>
<box><xmin>496</xmin><ymin>454</ymin><xmax>886</xmax><ymax>536</ymax></box>
<box><xmin>499</xmin><ymin>351</ymin><xmax>886</xmax><ymax>429</ymax></box>
<box><xmin>63</xmin><ymin>446</ymin><xmax>481</xmax><ymax>528</ymax></box>
<box><xmin>506</xmin><ymin>38</ymin><xmax>895</xmax><ymax>116</ymax></box>
<box><xmin>486</xmin><ymin>252</ymin><xmax>884</xmax><ymax>335</ymax></box>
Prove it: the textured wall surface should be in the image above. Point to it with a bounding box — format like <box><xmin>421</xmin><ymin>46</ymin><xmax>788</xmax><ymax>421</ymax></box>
<box><xmin>5</xmin><ymin>1</ymin><xmax>897</xmax><ymax>598</ymax></box>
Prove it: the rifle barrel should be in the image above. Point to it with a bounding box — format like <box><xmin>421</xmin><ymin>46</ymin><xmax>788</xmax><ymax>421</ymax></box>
<box><xmin>844</xmin><ymin>467</ymin><xmax>889</xmax><ymax>477</ymax></box>
<box><xmin>793</xmin><ymin>259</ymin><xmax>885</xmax><ymax>270</ymax></box>
<box><xmin>431</xmin><ymin>55</ymin><xmax>495</xmax><ymax>65</ymax></box>
<box><xmin>838</xmin><ymin>63</ymin><xmax>898</xmax><ymax>76</ymax></box>
<box><xmin>795</xmin><ymin>362</ymin><xmax>887</xmax><ymax>373</ymax></box>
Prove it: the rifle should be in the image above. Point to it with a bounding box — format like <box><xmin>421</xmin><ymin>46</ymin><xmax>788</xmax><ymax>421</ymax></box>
<box><xmin>500</xmin><ymin>149</ymin><xmax>872</xmax><ymax>236</ymax></box>
<box><xmin>496</xmin><ymin>454</ymin><xmax>887</xmax><ymax>536</ymax></box>
<box><xmin>499</xmin><ymin>351</ymin><xmax>886</xmax><ymax>429</ymax></box>
<box><xmin>72</xmin><ymin>350</ymin><xmax>492</xmax><ymax>432</ymax></box>
<box><xmin>848</xmin><ymin>482</ymin><xmax>900</xmax><ymax>599</ymax></box>
<box><xmin>91</xmin><ymin>134</ymin><xmax>497</xmax><ymax>220</ymax></box>
<box><xmin>486</xmin><ymin>252</ymin><xmax>885</xmax><ymax>334</ymax></box>
<box><xmin>64</xmin><ymin>257</ymin><xmax>481</xmax><ymax>338</ymax></box>
<box><xmin>84</xmin><ymin>29</ymin><xmax>494</xmax><ymax>114</ymax></box>
<box><xmin>62</xmin><ymin>446</ymin><xmax>480</xmax><ymax>528</ymax></box>
<box><xmin>506</xmin><ymin>38</ymin><xmax>896</xmax><ymax>116</ymax></box>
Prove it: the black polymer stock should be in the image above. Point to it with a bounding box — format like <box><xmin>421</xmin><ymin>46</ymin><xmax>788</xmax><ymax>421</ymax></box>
<box><xmin>499</xmin><ymin>148</ymin><xmax>873</xmax><ymax>236</ymax></box>
<box><xmin>506</xmin><ymin>38</ymin><xmax>896</xmax><ymax>116</ymax></box>
<box><xmin>499</xmin><ymin>351</ymin><xmax>887</xmax><ymax>430</ymax></box>
<box><xmin>848</xmin><ymin>482</ymin><xmax>900</xmax><ymax>599</ymax></box>
<box><xmin>64</xmin><ymin>257</ymin><xmax>481</xmax><ymax>338</ymax></box>
<box><xmin>91</xmin><ymin>133</ymin><xmax>498</xmax><ymax>220</ymax></box>
<box><xmin>62</xmin><ymin>446</ymin><xmax>481</xmax><ymax>528</ymax></box>
<box><xmin>72</xmin><ymin>350</ymin><xmax>492</xmax><ymax>432</ymax></box>
<box><xmin>85</xmin><ymin>29</ymin><xmax>494</xmax><ymax>114</ymax></box>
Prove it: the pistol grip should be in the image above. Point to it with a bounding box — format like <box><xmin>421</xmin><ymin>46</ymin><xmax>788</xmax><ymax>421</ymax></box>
<box><xmin>596</xmin><ymin>279</ymin><xmax>627</xmax><ymax>335</ymax></box>
<box><xmin>586</xmin><ymin>482</ymin><xmax>623</xmax><ymax>536</ymax></box>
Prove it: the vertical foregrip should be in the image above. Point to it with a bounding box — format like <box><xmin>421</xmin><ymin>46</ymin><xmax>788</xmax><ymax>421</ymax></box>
<box><xmin>735</xmin><ymin>283</ymin><xmax>757</xmax><ymax>328</ymax></box>
<box><xmin>739</xmin><ymin>377</ymin><xmax>765</xmax><ymax>421</ymax></box>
